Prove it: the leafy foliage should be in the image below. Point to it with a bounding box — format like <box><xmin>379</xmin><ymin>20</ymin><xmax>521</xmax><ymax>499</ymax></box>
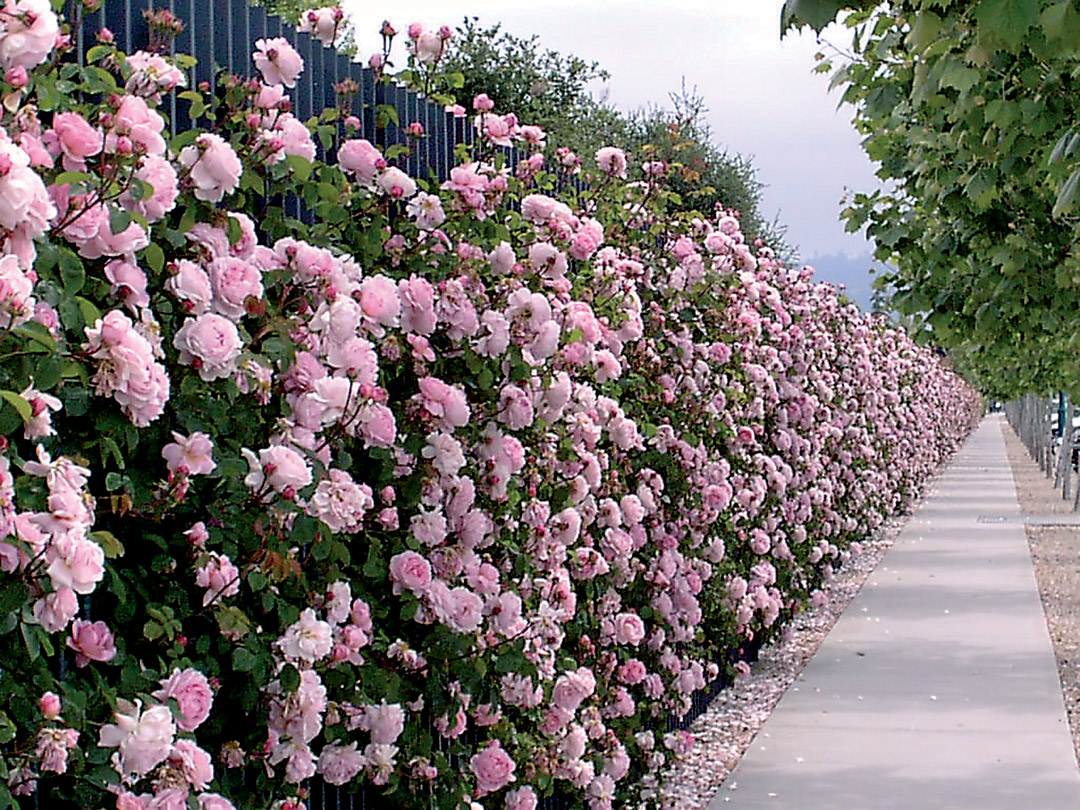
<box><xmin>786</xmin><ymin>0</ymin><xmax>1080</xmax><ymax>398</ymax></box>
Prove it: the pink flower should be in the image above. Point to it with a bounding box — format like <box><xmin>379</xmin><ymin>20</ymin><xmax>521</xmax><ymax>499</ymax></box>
<box><xmin>498</xmin><ymin>384</ymin><xmax>534</xmax><ymax>430</ymax></box>
<box><xmin>110</xmin><ymin>95</ymin><xmax>167</xmax><ymax>156</ymax></box>
<box><xmin>46</xmin><ymin>534</ymin><xmax>104</xmax><ymax>595</ymax></box>
<box><xmin>418</xmin><ymin>377</ymin><xmax>470</xmax><ymax>430</ymax></box>
<box><xmin>505</xmin><ymin>786</ymin><xmax>539</xmax><ymax>810</ymax></box>
<box><xmin>179</xmin><ymin>133</ymin><xmax>242</xmax><ymax>202</ymax></box>
<box><xmin>195</xmin><ymin>552</ymin><xmax>239</xmax><ymax>606</ymax></box>
<box><xmin>358</xmin><ymin>275</ymin><xmax>401</xmax><ymax>329</ymax></box>
<box><xmin>612</xmin><ymin>612</ymin><xmax>645</xmax><ymax>646</ymax></box>
<box><xmin>198</xmin><ymin>795</ymin><xmax>235</xmax><ymax>810</ymax></box>
<box><xmin>406</xmin><ymin>192</ymin><xmax>446</xmax><ymax>230</ymax></box>
<box><xmin>161</xmin><ymin>431</ymin><xmax>216</xmax><ymax>476</ymax></box>
<box><xmin>153</xmin><ymin>668</ymin><xmax>214</xmax><ymax>732</ymax></box>
<box><xmin>470</xmin><ymin>740</ymin><xmax>516</xmax><ymax>796</ymax></box>
<box><xmin>21</xmin><ymin>385</ymin><xmax>61</xmax><ymax>440</ymax></box>
<box><xmin>307</xmin><ymin>469</ymin><xmax>373</xmax><ymax>533</ymax></box>
<box><xmin>389</xmin><ymin>551</ymin><xmax>432</xmax><ymax>596</ymax></box>
<box><xmin>0</xmin><ymin>0</ymin><xmax>59</xmax><ymax>72</ymax></box>
<box><xmin>165</xmin><ymin>260</ymin><xmax>213</xmax><ymax>314</ymax></box>
<box><xmin>173</xmin><ymin>313</ymin><xmax>243</xmax><ymax>381</ymax></box>
<box><xmin>552</xmin><ymin>667</ymin><xmax>596</xmax><ymax>718</ymax></box>
<box><xmin>68</xmin><ymin>619</ymin><xmax>117</xmax><ymax>667</ymax></box>
<box><xmin>338</xmin><ymin>139</ymin><xmax>384</xmax><ymax>185</ymax></box>
<box><xmin>253</xmin><ymin>37</ymin><xmax>304</xmax><ymax>87</ymax></box>
<box><xmin>32</xmin><ymin>587</ymin><xmax>78</xmax><ymax>633</ymax></box>
<box><xmin>99</xmin><ymin>699</ymin><xmax>175</xmax><ymax>778</ymax></box>
<box><xmin>208</xmin><ymin>257</ymin><xmax>264</xmax><ymax>320</ymax></box>
<box><xmin>377</xmin><ymin>167</ymin><xmax>417</xmax><ymax>199</ymax></box>
<box><xmin>318</xmin><ymin>742</ymin><xmax>364</xmax><ymax>786</ymax></box>
<box><xmin>422</xmin><ymin>432</ymin><xmax>466</xmax><ymax>475</ymax></box>
<box><xmin>45</xmin><ymin>111</ymin><xmax>103</xmax><ymax>171</ymax></box>
<box><xmin>569</xmin><ymin>218</ymin><xmax>604</xmax><ymax>261</ymax></box>
<box><xmin>39</xmin><ymin>692</ymin><xmax>61</xmax><ymax>719</ymax></box>
<box><xmin>298</xmin><ymin>7</ymin><xmax>342</xmax><ymax>46</ymax></box>
<box><xmin>595</xmin><ymin>146</ymin><xmax>628</xmax><ymax>178</ymax></box>
<box><xmin>359</xmin><ymin>701</ymin><xmax>404</xmax><ymax>744</ymax></box>
<box><xmin>279</xmin><ymin>608</ymin><xmax>333</xmax><ymax>662</ymax></box>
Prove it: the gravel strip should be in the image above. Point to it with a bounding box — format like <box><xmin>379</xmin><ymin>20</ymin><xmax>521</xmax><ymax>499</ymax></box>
<box><xmin>1000</xmin><ymin>421</ymin><xmax>1080</xmax><ymax>767</ymax></box>
<box><xmin>661</xmin><ymin>512</ymin><xmax>913</xmax><ymax>809</ymax></box>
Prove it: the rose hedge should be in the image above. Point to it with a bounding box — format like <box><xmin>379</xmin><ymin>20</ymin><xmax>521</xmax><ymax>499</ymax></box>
<box><xmin>0</xmin><ymin>4</ymin><xmax>980</xmax><ymax>810</ymax></box>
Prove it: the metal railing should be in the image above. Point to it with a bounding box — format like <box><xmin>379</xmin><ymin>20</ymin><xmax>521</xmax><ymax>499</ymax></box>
<box><xmin>1003</xmin><ymin>393</ymin><xmax>1080</xmax><ymax>509</ymax></box>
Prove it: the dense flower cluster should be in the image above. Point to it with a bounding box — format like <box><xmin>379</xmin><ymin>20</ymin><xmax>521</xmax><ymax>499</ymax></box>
<box><xmin>0</xmin><ymin>5</ymin><xmax>980</xmax><ymax>810</ymax></box>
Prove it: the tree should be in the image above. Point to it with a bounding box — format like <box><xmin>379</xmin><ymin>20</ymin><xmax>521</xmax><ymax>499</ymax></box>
<box><xmin>782</xmin><ymin>0</ymin><xmax>1080</xmax><ymax>398</ymax></box>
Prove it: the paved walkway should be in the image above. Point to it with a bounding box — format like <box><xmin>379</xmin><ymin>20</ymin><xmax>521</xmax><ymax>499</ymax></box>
<box><xmin>707</xmin><ymin>415</ymin><xmax>1080</xmax><ymax>809</ymax></box>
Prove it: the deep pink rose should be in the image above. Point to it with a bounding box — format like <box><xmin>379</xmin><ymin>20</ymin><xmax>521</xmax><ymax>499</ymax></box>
<box><xmin>153</xmin><ymin>668</ymin><xmax>213</xmax><ymax>732</ymax></box>
<box><xmin>469</xmin><ymin>740</ymin><xmax>516</xmax><ymax>796</ymax></box>
<box><xmin>68</xmin><ymin>619</ymin><xmax>117</xmax><ymax>667</ymax></box>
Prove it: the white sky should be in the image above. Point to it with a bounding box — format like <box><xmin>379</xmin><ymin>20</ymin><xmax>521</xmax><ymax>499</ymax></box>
<box><xmin>341</xmin><ymin>0</ymin><xmax>881</xmax><ymax>260</ymax></box>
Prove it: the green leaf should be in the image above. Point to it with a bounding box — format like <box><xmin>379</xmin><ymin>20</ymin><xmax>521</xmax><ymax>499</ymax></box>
<box><xmin>231</xmin><ymin>647</ymin><xmax>257</xmax><ymax>672</ymax></box>
<box><xmin>90</xmin><ymin>529</ymin><xmax>125</xmax><ymax>559</ymax></box>
<box><xmin>0</xmin><ymin>390</ymin><xmax>31</xmax><ymax>423</ymax></box>
<box><xmin>78</xmin><ymin>297</ymin><xmax>102</xmax><ymax>327</ymax></box>
<box><xmin>0</xmin><ymin>712</ymin><xmax>15</xmax><ymax>744</ymax></box>
<box><xmin>1053</xmin><ymin>168</ymin><xmax>1080</xmax><ymax>216</ymax></box>
<box><xmin>59</xmin><ymin>249</ymin><xmax>85</xmax><ymax>294</ymax></box>
<box><xmin>226</xmin><ymin>216</ymin><xmax>243</xmax><ymax>246</ymax></box>
<box><xmin>280</xmin><ymin>664</ymin><xmax>301</xmax><ymax>693</ymax></box>
<box><xmin>144</xmin><ymin>241</ymin><xmax>165</xmax><ymax>274</ymax></box>
<box><xmin>286</xmin><ymin>155</ymin><xmax>313</xmax><ymax>181</ymax></box>
<box><xmin>1041</xmin><ymin>1</ymin><xmax>1080</xmax><ymax>41</ymax></box>
<box><xmin>780</xmin><ymin>0</ymin><xmax>847</xmax><ymax>34</ymax></box>
<box><xmin>974</xmin><ymin>0</ymin><xmax>1041</xmax><ymax>49</ymax></box>
<box><xmin>13</xmin><ymin>323</ymin><xmax>57</xmax><ymax>353</ymax></box>
<box><xmin>109</xmin><ymin>207</ymin><xmax>132</xmax><ymax>236</ymax></box>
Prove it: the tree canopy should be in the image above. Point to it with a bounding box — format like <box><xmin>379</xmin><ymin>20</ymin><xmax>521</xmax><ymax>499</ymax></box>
<box><xmin>782</xmin><ymin>0</ymin><xmax>1080</xmax><ymax>398</ymax></box>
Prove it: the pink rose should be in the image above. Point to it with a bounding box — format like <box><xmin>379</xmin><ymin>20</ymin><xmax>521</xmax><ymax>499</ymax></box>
<box><xmin>317</xmin><ymin>742</ymin><xmax>364</xmax><ymax>786</ymax></box>
<box><xmin>253</xmin><ymin>37</ymin><xmax>304</xmax><ymax>87</ymax></box>
<box><xmin>39</xmin><ymin>691</ymin><xmax>61</xmax><ymax>719</ymax></box>
<box><xmin>389</xmin><ymin>550</ymin><xmax>432</xmax><ymax>596</ymax></box>
<box><xmin>46</xmin><ymin>534</ymin><xmax>104</xmax><ymax>595</ymax></box>
<box><xmin>338</xmin><ymin>139</ymin><xmax>383</xmax><ymax>185</ymax></box>
<box><xmin>469</xmin><ymin>740</ymin><xmax>516</xmax><ymax>796</ymax></box>
<box><xmin>595</xmin><ymin>146</ymin><xmax>628</xmax><ymax>178</ymax></box>
<box><xmin>208</xmin><ymin>256</ymin><xmax>263</xmax><ymax>320</ymax></box>
<box><xmin>552</xmin><ymin>667</ymin><xmax>595</xmax><ymax>717</ymax></box>
<box><xmin>612</xmin><ymin>612</ymin><xmax>645</xmax><ymax>646</ymax></box>
<box><xmin>418</xmin><ymin>376</ymin><xmax>470</xmax><ymax>430</ymax></box>
<box><xmin>110</xmin><ymin>95</ymin><xmax>167</xmax><ymax>156</ymax></box>
<box><xmin>198</xmin><ymin>794</ymin><xmax>236</xmax><ymax>810</ymax></box>
<box><xmin>32</xmin><ymin>588</ymin><xmax>78</xmax><ymax>633</ymax></box>
<box><xmin>504</xmin><ymin>786</ymin><xmax>538</xmax><ymax>810</ymax></box>
<box><xmin>153</xmin><ymin>668</ymin><xmax>213</xmax><ymax>732</ymax></box>
<box><xmin>161</xmin><ymin>431</ymin><xmax>216</xmax><ymax>476</ymax></box>
<box><xmin>358</xmin><ymin>275</ymin><xmax>400</xmax><ymax>328</ymax></box>
<box><xmin>0</xmin><ymin>0</ymin><xmax>59</xmax><ymax>72</ymax></box>
<box><xmin>173</xmin><ymin>313</ymin><xmax>243</xmax><ymax>381</ymax></box>
<box><xmin>179</xmin><ymin>133</ymin><xmax>242</xmax><ymax>202</ymax></box>
<box><xmin>165</xmin><ymin>260</ymin><xmax>213</xmax><ymax>315</ymax></box>
<box><xmin>68</xmin><ymin>619</ymin><xmax>117</xmax><ymax>667</ymax></box>
<box><xmin>45</xmin><ymin>111</ymin><xmax>102</xmax><ymax>171</ymax></box>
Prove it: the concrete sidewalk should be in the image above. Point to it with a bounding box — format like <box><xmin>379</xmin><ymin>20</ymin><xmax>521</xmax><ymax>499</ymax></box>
<box><xmin>707</xmin><ymin>415</ymin><xmax>1080</xmax><ymax>809</ymax></box>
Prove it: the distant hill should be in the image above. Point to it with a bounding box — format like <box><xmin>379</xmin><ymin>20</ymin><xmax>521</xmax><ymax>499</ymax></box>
<box><xmin>803</xmin><ymin>252</ymin><xmax>888</xmax><ymax>312</ymax></box>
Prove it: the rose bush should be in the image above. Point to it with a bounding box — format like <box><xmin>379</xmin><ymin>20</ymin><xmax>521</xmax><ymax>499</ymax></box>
<box><xmin>0</xmin><ymin>5</ymin><xmax>980</xmax><ymax>810</ymax></box>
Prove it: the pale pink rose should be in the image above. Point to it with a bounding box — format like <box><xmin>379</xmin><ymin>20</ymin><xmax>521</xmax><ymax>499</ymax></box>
<box><xmin>21</xmin><ymin>385</ymin><xmax>61</xmax><ymax>440</ymax></box>
<box><xmin>179</xmin><ymin>133</ymin><xmax>242</xmax><ymax>202</ymax></box>
<box><xmin>161</xmin><ymin>431</ymin><xmax>216</xmax><ymax>476</ymax></box>
<box><xmin>68</xmin><ymin>619</ymin><xmax>117</xmax><ymax>667</ymax></box>
<box><xmin>99</xmin><ymin>699</ymin><xmax>175</xmax><ymax>778</ymax></box>
<box><xmin>318</xmin><ymin>742</ymin><xmax>364</xmax><ymax>786</ymax></box>
<box><xmin>272</xmin><ymin>113</ymin><xmax>317</xmax><ymax>162</ymax></box>
<box><xmin>110</xmin><ymin>95</ymin><xmax>167</xmax><ymax>156</ymax></box>
<box><xmin>153</xmin><ymin>668</ymin><xmax>213</xmax><ymax>732</ymax></box>
<box><xmin>253</xmin><ymin>444</ymin><xmax>312</xmax><ymax>493</ymax></box>
<box><xmin>552</xmin><ymin>667</ymin><xmax>596</xmax><ymax>717</ymax></box>
<box><xmin>389</xmin><ymin>550</ymin><xmax>432</xmax><ymax>596</ymax></box>
<box><xmin>36</xmin><ymin>727</ymin><xmax>79</xmax><ymax>774</ymax></box>
<box><xmin>0</xmin><ymin>0</ymin><xmax>59</xmax><ymax>72</ymax></box>
<box><xmin>520</xmin><ymin>193</ymin><xmax>560</xmax><ymax>224</ymax></box>
<box><xmin>173</xmin><ymin>313</ymin><xmax>243</xmax><ymax>381</ymax></box>
<box><xmin>104</xmin><ymin>259</ymin><xmax>150</xmax><ymax>311</ymax></box>
<box><xmin>46</xmin><ymin>534</ymin><xmax>104</xmax><ymax>595</ymax></box>
<box><xmin>279</xmin><ymin>608</ymin><xmax>332</xmax><ymax>663</ymax></box>
<box><xmin>338</xmin><ymin>139</ymin><xmax>383</xmax><ymax>185</ymax></box>
<box><xmin>470</xmin><ymin>740</ymin><xmax>516</xmax><ymax>796</ymax></box>
<box><xmin>168</xmin><ymin>739</ymin><xmax>213</xmax><ymax>790</ymax></box>
<box><xmin>498</xmin><ymin>384</ymin><xmax>534</xmax><ymax>430</ymax></box>
<box><xmin>358</xmin><ymin>275</ymin><xmax>400</xmax><ymax>328</ymax></box>
<box><xmin>307</xmin><ymin>469</ymin><xmax>373</xmax><ymax>533</ymax></box>
<box><xmin>0</xmin><ymin>253</ymin><xmax>35</xmax><ymax>327</ymax></box>
<box><xmin>208</xmin><ymin>256</ymin><xmax>263</xmax><ymax>320</ymax></box>
<box><xmin>418</xmin><ymin>377</ymin><xmax>470</xmax><ymax>430</ymax></box>
<box><xmin>595</xmin><ymin>146</ymin><xmax>628</xmax><ymax>178</ymax></box>
<box><xmin>505</xmin><ymin>786</ymin><xmax>538</xmax><ymax>810</ymax></box>
<box><xmin>197</xmin><ymin>794</ymin><xmax>235</xmax><ymax>810</ymax></box>
<box><xmin>570</xmin><ymin>218</ymin><xmax>604</xmax><ymax>261</ymax></box>
<box><xmin>32</xmin><ymin>587</ymin><xmax>78</xmax><ymax>633</ymax></box>
<box><xmin>422</xmin><ymin>432</ymin><xmax>466</xmax><ymax>476</ymax></box>
<box><xmin>376</xmin><ymin>167</ymin><xmax>417</xmax><ymax>199</ymax></box>
<box><xmin>45</xmin><ymin>111</ymin><xmax>102</xmax><ymax>171</ymax></box>
<box><xmin>165</xmin><ymin>260</ymin><xmax>213</xmax><ymax>314</ymax></box>
<box><xmin>125</xmin><ymin>50</ymin><xmax>187</xmax><ymax>98</ymax></box>
<box><xmin>398</xmin><ymin>275</ymin><xmax>436</xmax><ymax>334</ymax></box>
<box><xmin>195</xmin><ymin>552</ymin><xmax>239</xmax><ymax>606</ymax></box>
<box><xmin>357</xmin><ymin>401</ymin><xmax>396</xmax><ymax>448</ymax></box>
<box><xmin>360</xmin><ymin>701</ymin><xmax>404</xmax><ymax>744</ymax></box>
<box><xmin>409</xmin><ymin>29</ymin><xmax>444</xmax><ymax>63</ymax></box>
<box><xmin>39</xmin><ymin>691</ymin><xmax>61</xmax><ymax>719</ymax></box>
<box><xmin>406</xmin><ymin>192</ymin><xmax>446</xmax><ymax>230</ymax></box>
<box><xmin>612</xmin><ymin>612</ymin><xmax>645</xmax><ymax>646</ymax></box>
<box><xmin>253</xmin><ymin>37</ymin><xmax>304</xmax><ymax>88</ymax></box>
<box><xmin>298</xmin><ymin>7</ymin><xmax>342</xmax><ymax>45</ymax></box>
<box><xmin>0</xmin><ymin>139</ymin><xmax>53</xmax><ymax>240</ymax></box>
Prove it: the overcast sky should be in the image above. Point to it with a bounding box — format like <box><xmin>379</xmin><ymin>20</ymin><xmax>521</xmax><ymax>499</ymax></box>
<box><xmin>340</xmin><ymin>0</ymin><xmax>881</xmax><ymax>262</ymax></box>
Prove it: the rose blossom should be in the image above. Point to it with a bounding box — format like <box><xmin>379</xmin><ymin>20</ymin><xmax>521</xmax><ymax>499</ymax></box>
<box><xmin>389</xmin><ymin>551</ymin><xmax>432</xmax><ymax>596</ymax></box>
<box><xmin>161</xmin><ymin>431</ymin><xmax>216</xmax><ymax>476</ymax></box>
<box><xmin>67</xmin><ymin>619</ymin><xmax>117</xmax><ymax>667</ymax></box>
<box><xmin>318</xmin><ymin>742</ymin><xmax>364</xmax><ymax>786</ymax></box>
<box><xmin>173</xmin><ymin>313</ymin><xmax>243</xmax><ymax>381</ymax></box>
<box><xmin>153</xmin><ymin>668</ymin><xmax>213</xmax><ymax>732</ymax></box>
<box><xmin>470</xmin><ymin>740</ymin><xmax>516</xmax><ymax>796</ymax></box>
<box><xmin>280</xmin><ymin>608</ymin><xmax>333</xmax><ymax>662</ymax></box>
<box><xmin>253</xmin><ymin>37</ymin><xmax>304</xmax><ymax>87</ymax></box>
<box><xmin>178</xmin><ymin>133</ymin><xmax>242</xmax><ymax>202</ymax></box>
<box><xmin>99</xmin><ymin>699</ymin><xmax>175</xmax><ymax>778</ymax></box>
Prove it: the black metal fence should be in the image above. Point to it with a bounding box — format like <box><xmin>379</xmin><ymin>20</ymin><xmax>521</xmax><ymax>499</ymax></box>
<box><xmin>72</xmin><ymin>0</ymin><xmax>547</xmax><ymax>185</ymax></box>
